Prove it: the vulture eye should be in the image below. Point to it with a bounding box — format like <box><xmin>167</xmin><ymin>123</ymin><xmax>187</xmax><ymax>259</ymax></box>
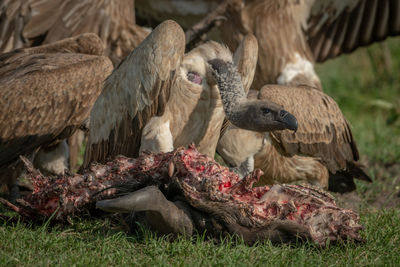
<box><xmin>187</xmin><ymin>71</ymin><xmax>202</xmax><ymax>85</ymax></box>
<box><xmin>260</xmin><ymin>107</ymin><xmax>270</xmax><ymax>114</ymax></box>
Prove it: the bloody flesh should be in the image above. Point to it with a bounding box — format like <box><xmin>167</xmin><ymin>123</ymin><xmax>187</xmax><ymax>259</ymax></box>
<box><xmin>2</xmin><ymin>145</ymin><xmax>363</xmax><ymax>245</ymax></box>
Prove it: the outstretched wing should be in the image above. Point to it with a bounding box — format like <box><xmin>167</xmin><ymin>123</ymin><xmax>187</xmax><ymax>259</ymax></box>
<box><xmin>259</xmin><ymin>85</ymin><xmax>359</xmax><ymax>174</ymax></box>
<box><xmin>0</xmin><ymin>0</ymin><xmax>148</xmax><ymax>63</ymax></box>
<box><xmin>304</xmin><ymin>0</ymin><xmax>400</xmax><ymax>62</ymax></box>
<box><xmin>83</xmin><ymin>20</ymin><xmax>185</xmax><ymax>166</ymax></box>
<box><xmin>0</xmin><ymin>49</ymin><xmax>113</xmax><ymax>167</ymax></box>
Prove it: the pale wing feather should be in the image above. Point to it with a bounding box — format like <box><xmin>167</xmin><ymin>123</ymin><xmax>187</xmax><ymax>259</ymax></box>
<box><xmin>84</xmin><ymin>20</ymin><xmax>185</xmax><ymax>166</ymax></box>
<box><xmin>258</xmin><ymin>85</ymin><xmax>358</xmax><ymax>173</ymax></box>
<box><xmin>0</xmin><ymin>50</ymin><xmax>113</xmax><ymax>166</ymax></box>
<box><xmin>304</xmin><ymin>0</ymin><xmax>400</xmax><ymax>61</ymax></box>
<box><xmin>232</xmin><ymin>34</ymin><xmax>258</xmax><ymax>94</ymax></box>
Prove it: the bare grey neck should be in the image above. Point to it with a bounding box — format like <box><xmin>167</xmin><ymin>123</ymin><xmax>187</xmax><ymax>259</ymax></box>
<box><xmin>209</xmin><ymin>59</ymin><xmax>246</xmax><ymax>123</ymax></box>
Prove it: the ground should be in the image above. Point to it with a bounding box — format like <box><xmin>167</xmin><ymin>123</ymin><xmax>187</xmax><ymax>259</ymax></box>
<box><xmin>1</xmin><ymin>37</ymin><xmax>400</xmax><ymax>265</ymax></box>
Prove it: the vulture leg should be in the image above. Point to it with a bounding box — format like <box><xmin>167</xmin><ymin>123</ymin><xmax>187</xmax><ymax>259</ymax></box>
<box><xmin>139</xmin><ymin>117</ymin><xmax>174</xmax><ymax>154</ymax></box>
<box><xmin>230</xmin><ymin>156</ymin><xmax>254</xmax><ymax>179</ymax></box>
<box><xmin>68</xmin><ymin>130</ymin><xmax>85</xmax><ymax>172</ymax></box>
<box><xmin>96</xmin><ymin>186</ymin><xmax>194</xmax><ymax>236</ymax></box>
<box><xmin>33</xmin><ymin>140</ymin><xmax>69</xmax><ymax>176</ymax></box>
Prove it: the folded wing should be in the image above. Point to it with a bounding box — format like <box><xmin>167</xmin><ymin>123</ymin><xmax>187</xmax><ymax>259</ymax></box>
<box><xmin>0</xmin><ymin>46</ymin><xmax>113</xmax><ymax>168</ymax></box>
<box><xmin>83</xmin><ymin>20</ymin><xmax>185</xmax><ymax>166</ymax></box>
<box><xmin>259</xmin><ymin>85</ymin><xmax>360</xmax><ymax>175</ymax></box>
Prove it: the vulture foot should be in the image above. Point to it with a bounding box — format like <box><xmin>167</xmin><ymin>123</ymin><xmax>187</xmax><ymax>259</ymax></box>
<box><xmin>229</xmin><ymin>157</ymin><xmax>254</xmax><ymax>179</ymax></box>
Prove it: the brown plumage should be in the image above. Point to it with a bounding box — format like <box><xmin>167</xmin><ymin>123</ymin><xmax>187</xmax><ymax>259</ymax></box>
<box><xmin>0</xmin><ymin>0</ymin><xmax>150</xmax><ymax>170</ymax></box>
<box><xmin>0</xmin><ymin>0</ymin><xmax>149</xmax><ymax>64</ymax></box>
<box><xmin>220</xmin><ymin>0</ymin><xmax>400</xmax><ymax>89</ymax></box>
<box><xmin>217</xmin><ymin>85</ymin><xmax>372</xmax><ymax>192</ymax></box>
<box><xmin>0</xmin><ymin>34</ymin><xmax>113</xmax><ymax>191</ymax></box>
<box><xmin>134</xmin><ymin>0</ymin><xmax>400</xmax><ymax>89</ymax></box>
<box><xmin>83</xmin><ymin>21</ymin><xmax>266</xmax><ymax>167</ymax></box>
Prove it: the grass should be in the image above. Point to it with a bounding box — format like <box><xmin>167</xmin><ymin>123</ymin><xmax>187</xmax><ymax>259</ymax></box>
<box><xmin>1</xmin><ymin>38</ymin><xmax>400</xmax><ymax>266</ymax></box>
<box><xmin>1</xmin><ymin>210</ymin><xmax>400</xmax><ymax>266</ymax></box>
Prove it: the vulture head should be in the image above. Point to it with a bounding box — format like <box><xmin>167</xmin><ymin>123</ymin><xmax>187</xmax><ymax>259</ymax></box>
<box><xmin>208</xmin><ymin>58</ymin><xmax>298</xmax><ymax>133</ymax></box>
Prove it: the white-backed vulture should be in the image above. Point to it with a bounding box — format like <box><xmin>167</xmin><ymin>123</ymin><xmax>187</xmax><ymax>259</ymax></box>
<box><xmin>0</xmin><ymin>34</ymin><xmax>113</xmax><ymax>196</ymax></box>
<box><xmin>0</xmin><ymin>0</ymin><xmax>150</xmax><ymax>170</ymax></box>
<box><xmin>0</xmin><ymin>0</ymin><xmax>149</xmax><ymax>64</ymax></box>
<box><xmin>220</xmin><ymin>0</ymin><xmax>400</xmax><ymax>89</ymax></box>
<box><xmin>135</xmin><ymin>0</ymin><xmax>400</xmax><ymax>89</ymax></box>
<box><xmin>83</xmin><ymin>20</ymin><xmax>298</xmax><ymax>167</ymax></box>
<box><xmin>217</xmin><ymin>85</ymin><xmax>372</xmax><ymax>192</ymax></box>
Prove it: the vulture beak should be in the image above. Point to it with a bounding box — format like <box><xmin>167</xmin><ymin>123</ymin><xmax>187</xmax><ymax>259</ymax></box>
<box><xmin>278</xmin><ymin>110</ymin><xmax>298</xmax><ymax>132</ymax></box>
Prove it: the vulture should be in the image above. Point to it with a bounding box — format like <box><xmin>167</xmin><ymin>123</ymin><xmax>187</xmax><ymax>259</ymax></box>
<box><xmin>220</xmin><ymin>0</ymin><xmax>400</xmax><ymax>89</ymax></box>
<box><xmin>0</xmin><ymin>0</ymin><xmax>150</xmax><ymax>170</ymax></box>
<box><xmin>83</xmin><ymin>20</ymin><xmax>298</xmax><ymax>167</ymax></box>
<box><xmin>135</xmin><ymin>0</ymin><xmax>400</xmax><ymax>88</ymax></box>
<box><xmin>0</xmin><ymin>0</ymin><xmax>149</xmax><ymax>64</ymax></box>
<box><xmin>0</xmin><ymin>33</ymin><xmax>113</xmax><ymax>197</ymax></box>
<box><xmin>216</xmin><ymin>0</ymin><xmax>388</xmax><ymax>191</ymax></box>
<box><xmin>217</xmin><ymin>85</ymin><xmax>372</xmax><ymax>192</ymax></box>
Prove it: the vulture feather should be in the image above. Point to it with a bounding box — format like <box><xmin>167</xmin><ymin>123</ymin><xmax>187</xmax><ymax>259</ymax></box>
<box><xmin>0</xmin><ymin>0</ymin><xmax>150</xmax><ymax>170</ymax></box>
<box><xmin>135</xmin><ymin>0</ymin><xmax>400</xmax><ymax>88</ymax></box>
<box><xmin>0</xmin><ymin>34</ymin><xmax>113</xmax><ymax>194</ymax></box>
<box><xmin>220</xmin><ymin>0</ymin><xmax>400</xmax><ymax>88</ymax></box>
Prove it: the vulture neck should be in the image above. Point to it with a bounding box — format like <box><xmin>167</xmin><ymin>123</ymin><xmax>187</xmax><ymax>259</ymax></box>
<box><xmin>217</xmin><ymin>63</ymin><xmax>247</xmax><ymax>122</ymax></box>
<box><xmin>209</xmin><ymin>59</ymin><xmax>252</xmax><ymax>129</ymax></box>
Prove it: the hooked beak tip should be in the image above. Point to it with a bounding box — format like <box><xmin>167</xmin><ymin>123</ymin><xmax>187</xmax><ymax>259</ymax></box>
<box><xmin>279</xmin><ymin>110</ymin><xmax>298</xmax><ymax>133</ymax></box>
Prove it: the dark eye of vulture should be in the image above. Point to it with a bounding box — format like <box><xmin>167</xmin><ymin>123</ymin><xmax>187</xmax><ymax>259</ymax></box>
<box><xmin>261</xmin><ymin>107</ymin><xmax>270</xmax><ymax>114</ymax></box>
<box><xmin>187</xmin><ymin>71</ymin><xmax>202</xmax><ymax>85</ymax></box>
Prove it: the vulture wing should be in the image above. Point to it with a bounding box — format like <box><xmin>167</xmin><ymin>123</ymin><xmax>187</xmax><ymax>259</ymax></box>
<box><xmin>304</xmin><ymin>0</ymin><xmax>400</xmax><ymax>62</ymax></box>
<box><xmin>232</xmin><ymin>34</ymin><xmax>258</xmax><ymax>94</ymax></box>
<box><xmin>1</xmin><ymin>33</ymin><xmax>106</xmax><ymax>58</ymax></box>
<box><xmin>258</xmin><ymin>85</ymin><xmax>369</xmax><ymax>180</ymax></box>
<box><xmin>83</xmin><ymin>20</ymin><xmax>185</xmax><ymax>166</ymax></box>
<box><xmin>0</xmin><ymin>0</ymin><xmax>148</xmax><ymax>63</ymax></box>
<box><xmin>0</xmin><ymin>48</ymin><xmax>113</xmax><ymax>167</ymax></box>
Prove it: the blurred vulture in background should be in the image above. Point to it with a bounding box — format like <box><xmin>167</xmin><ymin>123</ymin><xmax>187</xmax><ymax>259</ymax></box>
<box><xmin>0</xmin><ymin>34</ymin><xmax>113</xmax><ymax>198</ymax></box>
<box><xmin>220</xmin><ymin>0</ymin><xmax>400</xmax><ymax>89</ymax></box>
<box><xmin>83</xmin><ymin>21</ymin><xmax>298</xmax><ymax>167</ymax></box>
<box><xmin>136</xmin><ymin>0</ymin><xmax>400</xmax><ymax>88</ymax></box>
<box><xmin>0</xmin><ymin>0</ymin><xmax>149</xmax><ymax>64</ymax></box>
